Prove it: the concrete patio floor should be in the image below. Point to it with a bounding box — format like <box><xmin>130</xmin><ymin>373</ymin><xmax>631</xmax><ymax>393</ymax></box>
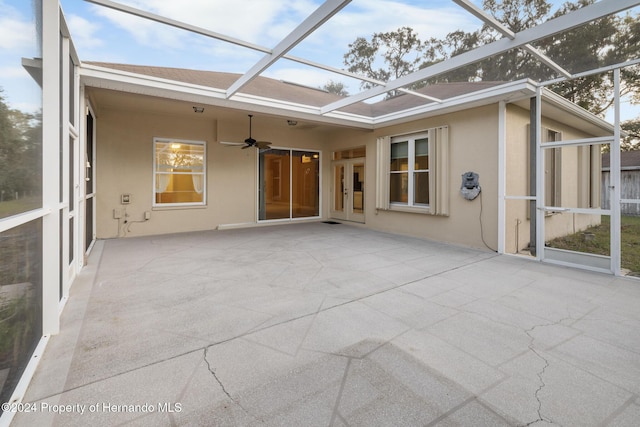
<box><xmin>11</xmin><ymin>222</ymin><xmax>640</xmax><ymax>426</ymax></box>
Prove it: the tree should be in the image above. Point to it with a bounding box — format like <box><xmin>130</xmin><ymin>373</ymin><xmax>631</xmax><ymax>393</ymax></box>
<box><xmin>337</xmin><ymin>0</ymin><xmax>640</xmax><ymax>119</ymax></box>
<box><xmin>621</xmin><ymin>120</ymin><xmax>640</xmax><ymax>151</ymax></box>
<box><xmin>0</xmin><ymin>89</ymin><xmax>41</xmax><ymax>203</ymax></box>
<box><xmin>343</xmin><ymin>26</ymin><xmax>424</xmax><ymax>95</ymax></box>
<box><xmin>321</xmin><ymin>80</ymin><xmax>349</xmax><ymax>96</ymax></box>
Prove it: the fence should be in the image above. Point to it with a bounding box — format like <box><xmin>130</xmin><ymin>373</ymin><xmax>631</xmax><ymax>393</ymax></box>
<box><xmin>602</xmin><ymin>169</ymin><xmax>640</xmax><ymax>216</ymax></box>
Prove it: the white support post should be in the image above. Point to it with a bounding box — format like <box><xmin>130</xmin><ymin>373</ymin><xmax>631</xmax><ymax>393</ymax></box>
<box><xmin>535</xmin><ymin>87</ymin><xmax>544</xmax><ymax>262</ymax></box>
<box><xmin>60</xmin><ymin>34</ymin><xmax>70</xmax><ymax>306</ymax></box>
<box><xmin>611</xmin><ymin>69</ymin><xmax>622</xmax><ymax>275</ymax></box>
<box><xmin>498</xmin><ymin>101</ymin><xmax>506</xmax><ymax>254</ymax></box>
<box><xmin>78</xmin><ymin>86</ymin><xmax>87</xmax><ymax>269</ymax></box>
<box><xmin>42</xmin><ymin>0</ymin><xmax>61</xmax><ymax>336</ymax></box>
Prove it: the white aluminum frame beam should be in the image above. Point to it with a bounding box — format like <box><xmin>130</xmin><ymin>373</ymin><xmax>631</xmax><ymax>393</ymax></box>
<box><xmin>452</xmin><ymin>0</ymin><xmax>572</xmax><ymax>79</ymax></box>
<box><xmin>321</xmin><ymin>0</ymin><xmax>640</xmax><ymax>114</ymax></box>
<box><xmin>85</xmin><ymin>0</ymin><xmax>269</xmax><ymax>53</ymax></box>
<box><xmin>540</xmin><ymin>57</ymin><xmax>640</xmax><ymax>87</ymax></box>
<box><xmin>226</xmin><ymin>0</ymin><xmax>351</xmax><ymax>97</ymax></box>
<box><xmin>611</xmin><ymin>69</ymin><xmax>622</xmax><ymax>275</ymax></box>
<box><xmin>397</xmin><ymin>88</ymin><xmax>443</xmax><ymax>103</ymax></box>
<box><xmin>89</xmin><ymin>0</ymin><xmax>435</xmax><ymax>105</ymax></box>
<box><xmin>85</xmin><ymin>0</ymin><xmax>366</xmax><ymax>95</ymax></box>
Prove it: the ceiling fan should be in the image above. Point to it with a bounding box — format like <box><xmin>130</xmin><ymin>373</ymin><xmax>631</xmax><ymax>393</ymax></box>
<box><xmin>219</xmin><ymin>114</ymin><xmax>272</xmax><ymax>149</ymax></box>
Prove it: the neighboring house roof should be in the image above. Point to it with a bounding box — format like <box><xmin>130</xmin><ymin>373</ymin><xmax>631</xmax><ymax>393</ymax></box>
<box><xmin>602</xmin><ymin>150</ymin><xmax>640</xmax><ymax>170</ymax></box>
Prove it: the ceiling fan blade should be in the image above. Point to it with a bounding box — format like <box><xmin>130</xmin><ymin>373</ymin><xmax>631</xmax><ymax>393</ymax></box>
<box><xmin>256</xmin><ymin>141</ymin><xmax>272</xmax><ymax>149</ymax></box>
<box><xmin>219</xmin><ymin>141</ymin><xmax>244</xmax><ymax>146</ymax></box>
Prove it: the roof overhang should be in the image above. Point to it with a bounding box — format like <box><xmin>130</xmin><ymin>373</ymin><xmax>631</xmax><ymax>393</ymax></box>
<box><xmin>81</xmin><ymin>63</ymin><xmax>547</xmax><ymax>130</ymax></box>
<box><xmin>512</xmin><ymin>88</ymin><xmax>616</xmax><ymax>137</ymax></box>
<box><xmin>80</xmin><ymin>63</ymin><xmax>372</xmax><ymax>129</ymax></box>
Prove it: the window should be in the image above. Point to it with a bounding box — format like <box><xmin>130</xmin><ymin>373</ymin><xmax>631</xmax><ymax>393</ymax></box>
<box><xmin>377</xmin><ymin>126</ymin><xmax>449</xmax><ymax>215</ymax></box>
<box><xmin>543</xmin><ymin>129</ymin><xmax>562</xmax><ymax>207</ymax></box>
<box><xmin>154</xmin><ymin>138</ymin><xmax>206</xmax><ymax>206</ymax></box>
<box><xmin>390</xmin><ymin>134</ymin><xmax>429</xmax><ymax>206</ymax></box>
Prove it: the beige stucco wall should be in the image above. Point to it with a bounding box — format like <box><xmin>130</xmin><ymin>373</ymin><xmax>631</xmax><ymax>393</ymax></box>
<box><xmin>325</xmin><ymin>104</ymin><xmax>501</xmax><ymax>251</ymax></box>
<box><xmin>95</xmin><ymin>107</ymin><xmax>328</xmax><ymax>238</ymax></box>
<box><xmin>94</xmin><ymin>94</ymin><xmax>603</xmax><ymax>253</ymax></box>
<box><xmin>95</xmin><ymin>98</ymin><xmax>503</xmax><ymax>250</ymax></box>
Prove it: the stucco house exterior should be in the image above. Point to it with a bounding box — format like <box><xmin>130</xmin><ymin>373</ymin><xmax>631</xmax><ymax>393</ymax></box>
<box><xmin>83</xmin><ymin>62</ymin><xmax>611</xmax><ymax>254</ymax></box>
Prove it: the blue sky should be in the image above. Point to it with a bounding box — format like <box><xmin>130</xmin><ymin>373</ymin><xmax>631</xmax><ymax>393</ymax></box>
<box><xmin>1</xmin><ymin>0</ymin><xmax>639</xmax><ymax>121</ymax></box>
<box><xmin>59</xmin><ymin>0</ymin><xmax>481</xmax><ymax>90</ymax></box>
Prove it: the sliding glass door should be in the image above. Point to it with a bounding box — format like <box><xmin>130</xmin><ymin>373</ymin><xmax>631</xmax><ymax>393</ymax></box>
<box><xmin>258</xmin><ymin>149</ymin><xmax>320</xmax><ymax>221</ymax></box>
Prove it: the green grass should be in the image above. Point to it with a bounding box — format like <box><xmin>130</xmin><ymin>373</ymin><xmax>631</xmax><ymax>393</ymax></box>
<box><xmin>546</xmin><ymin>216</ymin><xmax>640</xmax><ymax>275</ymax></box>
<box><xmin>0</xmin><ymin>197</ymin><xmax>41</xmax><ymax>219</ymax></box>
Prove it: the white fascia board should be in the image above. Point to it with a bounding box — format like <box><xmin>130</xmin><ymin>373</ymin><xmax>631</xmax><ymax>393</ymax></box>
<box><xmin>372</xmin><ymin>79</ymin><xmax>537</xmax><ymax>127</ymax></box>
<box><xmin>79</xmin><ymin>64</ymin><xmax>373</xmax><ymax>129</ymax></box>
<box><xmin>229</xmin><ymin>92</ymin><xmax>373</xmax><ymax>125</ymax></box>
<box><xmin>228</xmin><ymin>92</ymin><xmax>322</xmax><ymax>116</ymax></box>
<box><xmin>540</xmin><ymin>87</ymin><xmax>615</xmax><ymax>134</ymax></box>
<box><xmin>80</xmin><ymin>64</ymin><xmax>228</xmax><ymax>98</ymax></box>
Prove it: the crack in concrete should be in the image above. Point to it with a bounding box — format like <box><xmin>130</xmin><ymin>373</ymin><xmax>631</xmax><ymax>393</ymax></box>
<box><xmin>203</xmin><ymin>347</ymin><xmax>260</xmax><ymax>422</ymax></box>
<box><xmin>523</xmin><ymin>345</ymin><xmax>552</xmax><ymax>426</ymax></box>
<box><xmin>522</xmin><ymin>320</ymin><xmax>571</xmax><ymax>427</ymax></box>
<box><xmin>203</xmin><ymin>347</ymin><xmax>233</xmax><ymax>400</ymax></box>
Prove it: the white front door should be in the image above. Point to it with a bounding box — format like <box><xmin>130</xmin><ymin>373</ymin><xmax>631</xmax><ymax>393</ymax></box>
<box><xmin>331</xmin><ymin>159</ymin><xmax>365</xmax><ymax>223</ymax></box>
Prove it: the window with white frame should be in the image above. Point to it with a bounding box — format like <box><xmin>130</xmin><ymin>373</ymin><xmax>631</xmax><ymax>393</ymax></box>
<box><xmin>377</xmin><ymin>126</ymin><xmax>449</xmax><ymax>215</ymax></box>
<box><xmin>154</xmin><ymin>138</ymin><xmax>206</xmax><ymax>206</ymax></box>
<box><xmin>390</xmin><ymin>133</ymin><xmax>430</xmax><ymax>207</ymax></box>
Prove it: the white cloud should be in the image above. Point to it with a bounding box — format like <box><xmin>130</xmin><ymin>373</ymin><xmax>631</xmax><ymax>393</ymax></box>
<box><xmin>93</xmin><ymin>0</ymin><xmax>308</xmax><ymax>49</ymax></box>
<box><xmin>0</xmin><ymin>5</ymin><xmax>36</xmax><ymax>51</ymax></box>
<box><xmin>67</xmin><ymin>14</ymin><xmax>104</xmax><ymax>50</ymax></box>
<box><xmin>94</xmin><ymin>6</ymin><xmax>187</xmax><ymax>49</ymax></box>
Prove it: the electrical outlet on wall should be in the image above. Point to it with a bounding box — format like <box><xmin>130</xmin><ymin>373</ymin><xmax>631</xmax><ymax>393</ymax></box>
<box><xmin>113</xmin><ymin>208</ymin><xmax>122</xmax><ymax>219</ymax></box>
